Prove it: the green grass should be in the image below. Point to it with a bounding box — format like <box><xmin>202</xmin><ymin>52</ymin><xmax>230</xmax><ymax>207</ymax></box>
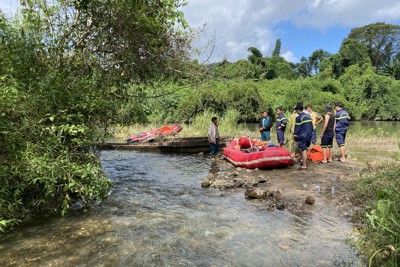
<box><xmin>351</xmin><ymin>158</ymin><xmax>400</xmax><ymax>267</ymax></box>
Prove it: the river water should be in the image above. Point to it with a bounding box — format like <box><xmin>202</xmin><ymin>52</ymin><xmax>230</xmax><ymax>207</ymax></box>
<box><xmin>0</xmin><ymin>149</ymin><xmax>361</xmax><ymax>267</ymax></box>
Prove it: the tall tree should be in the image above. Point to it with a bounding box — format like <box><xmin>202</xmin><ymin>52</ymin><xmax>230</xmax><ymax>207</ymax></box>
<box><xmin>339</xmin><ymin>38</ymin><xmax>371</xmax><ymax>68</ymax></box>
<box><xmin>272</xmin><ymin>39</ymin><xmax>281</xmax><ymax>57</ymax></box>
<box><xmin>348</xmin><ymin>22</ymin><xmax>400</xmax><ymax>69</ymax></box>
<box><xmin>309</xmin><ymin>49</ymin><xmax>331</xmax><ymax>75</ymax></box>
<box><xmin>247</xmin><ymin>47</ymin><xmax>263</xmax><ymax>64</ymax></box>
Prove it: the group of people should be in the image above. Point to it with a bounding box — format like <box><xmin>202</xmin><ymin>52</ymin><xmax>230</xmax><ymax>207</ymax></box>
<box><xmin>207</xmin><ymin>102</ymin><xmax>350</xmax><ymax>167</ymax></box>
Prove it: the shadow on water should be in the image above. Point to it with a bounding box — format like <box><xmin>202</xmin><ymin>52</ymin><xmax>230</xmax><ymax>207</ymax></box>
<box><xmin>0</xmin><ymin>150</ymin><xmax>361</xmax><ymax>267</ymax></box>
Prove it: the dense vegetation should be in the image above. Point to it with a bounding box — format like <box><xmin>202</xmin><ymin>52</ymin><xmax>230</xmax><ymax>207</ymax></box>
<box><xmin>0</xmin><ymin>0</ymin><xmax>193</xmax><ymax>231</ymax></box>
<box><xmin>352</xmin><ymin>156</ymin><xmax>400</xmax><ymax>267</ymax></box>
<box><xmin>1</xmin><ymin>2</ymin><xmax>399</xmax><ymax>265</ymax></box>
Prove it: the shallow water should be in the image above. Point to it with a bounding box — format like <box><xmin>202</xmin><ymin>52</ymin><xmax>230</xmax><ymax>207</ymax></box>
<box><xmin>0</xmin><ymin>150</ymin><xmax>360</xmax><ymax>267</ymax></box>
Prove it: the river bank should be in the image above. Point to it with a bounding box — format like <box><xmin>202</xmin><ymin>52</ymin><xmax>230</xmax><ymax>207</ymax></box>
<box><xmin>199</xmin><ymin>134</ymin><xmax>399</xmax><ymax>266</ymax></box>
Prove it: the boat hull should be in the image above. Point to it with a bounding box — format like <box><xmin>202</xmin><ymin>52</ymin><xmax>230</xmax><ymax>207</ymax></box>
<box><xmin>223</xmin><ymin>139</ymin><xmax>294</xmax><ymax>169</ymax></box>
<box><xmin>101</xmin><ymin>137</ymin><xmax>231</xmax><ymax>153</ymax></box>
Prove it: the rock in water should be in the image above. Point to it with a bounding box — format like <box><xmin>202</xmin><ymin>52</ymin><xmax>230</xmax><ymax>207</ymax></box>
<box><xmin>201</xmin><ymin>179</ymin><xmax>211</xmax><ymax>188</ymax></box>
<box><xmin>276</xmin><ymin>203</ymin><xmax>285</xmax><ymax>210</ymax></box>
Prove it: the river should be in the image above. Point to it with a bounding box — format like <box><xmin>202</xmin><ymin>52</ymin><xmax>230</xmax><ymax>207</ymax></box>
<box><xmin>0</xmin><ymin>149</ymin><xmax>361</xmax><ymax>267</ymax></box>
<box><xmin>2</xmin><ymin>121</ymin><xmax>397</xmax><ymax>267</ymax></box>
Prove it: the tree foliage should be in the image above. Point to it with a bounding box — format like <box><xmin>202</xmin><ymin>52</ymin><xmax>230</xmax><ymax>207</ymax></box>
<box><xmin>348</xmin><ymin>22</ymin><xmax>400</xmax><ymax>69</ymax></box>
<box><xmin>272</xmin><ymin>39</ymin><xmax>281</xmax><ymax>57</ymax></box>
<box><xmin>0</xmin><ymin>0</ymin><xmax>192</xmax><ymax>231</ymax></box>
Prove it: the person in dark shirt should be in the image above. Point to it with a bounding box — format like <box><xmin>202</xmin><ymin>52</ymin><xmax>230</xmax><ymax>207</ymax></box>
<box><xmin>293</xmin><ymin>103</ymin><xmax>313</xmax><ymax>170</ymax></box>
<box><xmin>320</xmin><ymin>105</ymin><xmax>336</xmax><ymax>163</ymax></box>
<box><xmin>335</xmin><ymin>102</ymin><xmax>350</xmax><ymax>162</ymax></box>
<box><xmin>258</xmin><ymin>110</ymin><xmax>273</xmax><ymax>141</ymax></box>
<box><xmin>275</xmin><ymin>107</ymin><xmax>287</xmax><ymax>147</ymax></box>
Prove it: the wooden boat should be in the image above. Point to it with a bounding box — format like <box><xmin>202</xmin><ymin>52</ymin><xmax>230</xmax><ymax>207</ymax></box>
<box><xmin>101</xmin><ymin>137</ymin><xmax>232</xmax><ymax>153</ymax></box>
<box><xmin>126</xmin><ymin>124</ymin><xmax>183</xmax><ymax>143</ymax></box>
<box><xmin>223</xmin><ymin>139</ymin><xmax>294</xmax><ymax>169</ymax></box>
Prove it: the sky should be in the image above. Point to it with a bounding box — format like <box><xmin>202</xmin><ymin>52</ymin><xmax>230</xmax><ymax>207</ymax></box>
<box><xmin>1</xmin><ymin>0</ymin><xmax>400</xmax><ymax>63</ymax></box>
<box><xmin>180</xmin><ymin>0</ymin><xmax>400</xmax><ymax>63</ymax></box>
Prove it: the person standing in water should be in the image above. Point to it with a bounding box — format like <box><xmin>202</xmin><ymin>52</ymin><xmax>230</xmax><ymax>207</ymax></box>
<box><xmin>208</xmin><ymin>117</ymin><xmax>220</xmax><ymax>160</ymax></box>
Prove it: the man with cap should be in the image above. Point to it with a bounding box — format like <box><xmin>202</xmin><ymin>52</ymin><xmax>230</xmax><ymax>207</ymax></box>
<box><xmin>293</xmin><ymin>102</ymin><xmax>313</xmax><ymax>170</ymax></box>
<box><xmin>258</xmin><ymin>110</ymin><xmax>273</xmax><ymax>142</ymax></box>
<box><xmin>335</xmin><ymin>102</ymin><xmax>350</xmax><ymax>161</ymax></box>
<box><xmin>320</xmin><ymin>105</ymin><xmax>336</xmax><ymax>163</ymax></box>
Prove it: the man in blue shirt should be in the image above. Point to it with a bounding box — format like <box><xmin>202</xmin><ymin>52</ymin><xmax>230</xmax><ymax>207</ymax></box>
<box><xmin>275</xmin><ymin>107</ymin><xmax>287</xmax><ymax>147</ymax></box>
<box><xmin>335</xmin><ymin>102</ymin><xmax>350</xmax><ymax>162</ymax></box>
<box><xmin>258</xmin><ymin>110</ymin><xmax>273</xmax><ymax>141</ymax></box>
<box><xmin>294</xmin><ymin>103</ymin><xmax>313</xmax><ymax>170</ymax></box>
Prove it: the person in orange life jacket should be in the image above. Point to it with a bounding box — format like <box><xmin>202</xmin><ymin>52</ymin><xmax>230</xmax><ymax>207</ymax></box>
<box><xmin>258</xmin><ymin>110</ymin><xmax>273</xmax><ymax>141</ymax></box>
<box><xmin>306</xmin><ymin>104</ymin><xmax>323</xmax><ymax>145</ymax></box>
<box><xmin>208</xmin><ymin>117</ymin><xmax>219</xmax><ymax>160</ymax></box>
<box><xmin>275</xmin><ymin>107</ymin><xmax>287</xmax><ymax>147</ymax></box>
<box><xmin>320</xmin><ymin>105</ymin><xmax>336</xmax><ymax>164</ymax></box>
<box><xmin>335</xmin><ymin>102</ymin><xmax>350</xmax><ymax>162</ymax></box>
<box><xmin>293</xmin><ymin>102</ymin><xmax>313</xmax><ymax>170</ymax></box>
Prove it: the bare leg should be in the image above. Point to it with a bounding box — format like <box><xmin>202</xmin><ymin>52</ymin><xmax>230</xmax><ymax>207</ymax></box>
<box><xmin>322</xmin><ymin>147</ymin><xmax>327</xmax><ymax>163</ymax></box>
<box><xmin>328</xmin><ymin>147</ymin><xmax>333</xmax><ymax>162</ymax></box>
<box><xmin>339</xmin><ymin>146</ymin><xmax>346</xmax><ymax>161</ymax></box>
<box><xmin>302</xmin><ymin>150</ymin><xmax>308</xmax><ymax>168</ymax></box>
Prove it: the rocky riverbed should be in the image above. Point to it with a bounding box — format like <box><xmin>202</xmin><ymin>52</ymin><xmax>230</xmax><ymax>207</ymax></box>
<box><xmin>201</xmin><ymin>155</ymin><xmax>367</xmax><ymax>219</ymax></box>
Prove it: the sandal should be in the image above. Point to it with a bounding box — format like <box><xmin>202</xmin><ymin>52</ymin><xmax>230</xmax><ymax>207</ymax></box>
<box><xmin>297</xmin><ymin>166</ymin><xmax>308</xmax><ymax>170</ymax></box>
<box><xmin>320</xmin><ymin>161</ymin><xmax>328</xmax><ymax>164</ymax></box>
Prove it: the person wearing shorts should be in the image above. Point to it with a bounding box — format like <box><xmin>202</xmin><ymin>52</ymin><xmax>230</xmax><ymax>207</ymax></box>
<box><xmin>320</xmin><ymin>105</ymin><xmax>336</xmax><ymax>163</ymax></box>
<box><xmin>293</xmin><ymin>103</ymin><xmax>313</xmax><ymax>170</ymax></box>
<box><xmin>335</xmin><ymin>102</ymin><xmax>350</xmax><ymax>162</ymax></box>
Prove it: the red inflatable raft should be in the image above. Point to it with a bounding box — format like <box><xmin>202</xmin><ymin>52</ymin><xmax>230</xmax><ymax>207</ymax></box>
<box><xmin>223</xmin><ymin>139</ymin><xmax>294</xmax><ymax>169</ymax></box>
<box><xmin>127</xmin><ymin>124</ymin><xmax>183</xmax><ymax>143</ymax></box>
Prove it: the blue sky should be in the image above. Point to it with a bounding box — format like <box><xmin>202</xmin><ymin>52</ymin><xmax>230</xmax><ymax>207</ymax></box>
<box><xmin>181</xmin><ymin>0</ymin><xmax>400</xmax><ymax>63</ymax></box>
<box><xmin>2</xmin><ymin>0</ymin><xmax>400</xmax><ymax>63</ymax></box>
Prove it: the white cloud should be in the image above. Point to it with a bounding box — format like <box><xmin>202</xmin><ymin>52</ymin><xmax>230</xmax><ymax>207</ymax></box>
<box><xmin>281</xmin><ymin>50</ymin><xmax>297</xmax><ymax>63</ymax></box>
<box><xmin>182</xmin><ymin>0</ymin><xmax>400</xmax><ymax>62</ymax></box>
<box><xmin>295</xmin><ymin>0</ymin><xmax>400</xmax><ymax>29</ymax></box>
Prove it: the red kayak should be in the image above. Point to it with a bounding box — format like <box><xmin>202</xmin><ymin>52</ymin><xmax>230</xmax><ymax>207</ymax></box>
<box><xmin>127</xmin><ymin>124</ymin><xmax>182</xmax><ymax>143</ymax></box>
<box><xmin>223</xmin><ymin>139</ymin><xmax>294</xmax><ymax>169</ymax></box>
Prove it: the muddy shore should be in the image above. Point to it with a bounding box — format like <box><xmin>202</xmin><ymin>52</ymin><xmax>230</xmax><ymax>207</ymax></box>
<box><xmin>202</xmin><ymin>154</ymin><xmax>368</xmax><ymax>217</ymax></box>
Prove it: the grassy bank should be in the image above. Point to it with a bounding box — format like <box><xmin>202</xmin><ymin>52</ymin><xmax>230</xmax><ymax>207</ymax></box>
<box><xmin>350</xmin><ymin>155</ymin><xmax>400</xmax><ymax>267</ymax></box>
